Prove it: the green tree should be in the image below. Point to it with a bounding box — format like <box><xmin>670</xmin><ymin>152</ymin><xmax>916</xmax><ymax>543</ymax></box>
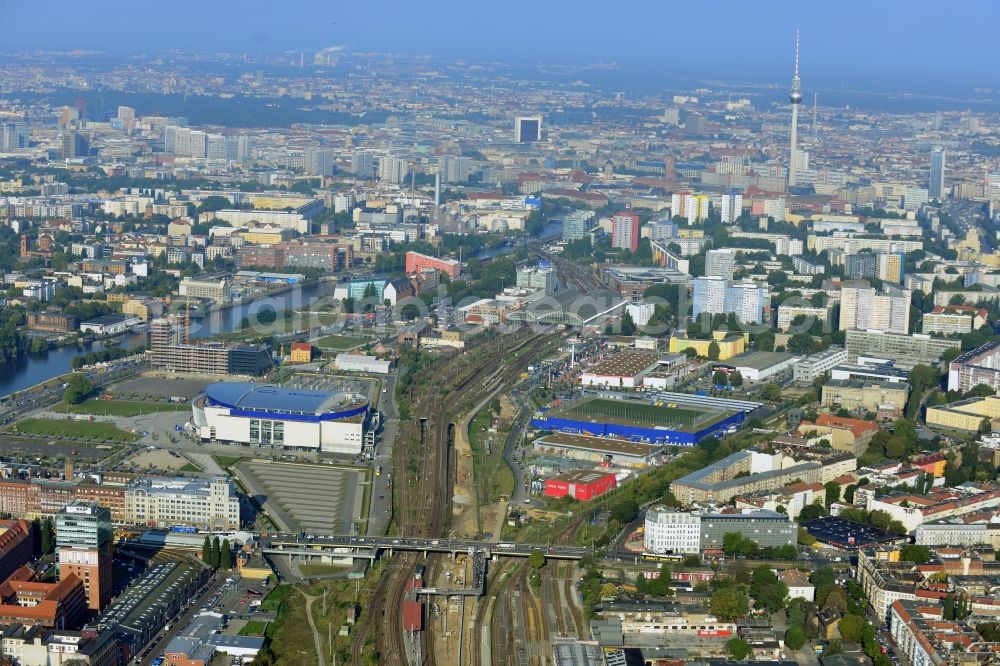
<box><xmin>726</xmin><ymin>637</ymin><xmax>752</xmax><ymax>660</ymax></box>
<box><xmin>784</xmin><ymin>625</ymin><xmax>806</xmax><ymax>650</ymax></box>
<box><xmin>620</xmin><ymin>310</ymin><xmax>636</xmax><ymax>336</ymax></box>
<box><xmin>825</xmin><ymin>481</ymin><xmax>841</xmax><ymax>505</ymax></box>
<box><xmin>707</xmin><ymin>341</ymin><xmax>721</xmax><ymax>361</ymax></box>
<box><xmin>400</xmin><ymin>303</ymin><xmax>421</xmax><ymax>321</ymax></box>
<box><xmin>711</xmin><ymin>586</ymin><xmax>750</xmax><ymax>621</ymax></box>
<box><xmin>838</xmin><ymin>613</ymin><xmax>867</xmax><ymax>642</ymax></box>
<box><xmin>787</xmin><ymin>332</ymin><xmax>814</xmax><ymax>355</ymax></box>
<box><xmin>528</xmin><ymin>549</ymin><xmax>545</xmax><ymax>569</ymax></box>
<box><xmin>63</xmin><ymin>374</ymin><xmax>93</xmax><ymax>404</ymax></box>
<box><xmin>221</xmin><ymin>538</ymin><xmax>233</xmax><ymax>570</ymax></box>
<box><xmin>749</xmin><ymin>565</ymin><xmax>788</xmax><ymax>614</ymax></box>
<box><xmin>211</xmin><ymin>536</ymin><xmax>221</xmax><ymax>569</ymax></box>
<box><xmin>899</xmin><ymin>544</ymin><xmax>932</xmax><ymax>563</ymax></box>
<box><xmin>761</xmin><ymin>383</ymin><xmax>782</xmax><ymax>402</ymax></box>
<box><xmin>713</xmin><ymin>370</ymin><xmax>728</xmax><ymax>386</ymax></box>
<box><xmin>609</xmin><ymin>498</ymin><xmax>639</xmax><ymax>524</ymax></box>
<box><xmin>202</xmin><ymin>535</ymin><xmax>213</xmax><ymax>566</ymax></box>
<box><xmin>729</xmin><ymin>371</ymin><xmax>744</xmax><ymax>388</ymax></box>
<box><xmin>40</xmin><ymin>518</ymin><xmax>54</xmax><ymax>556</ymax></box>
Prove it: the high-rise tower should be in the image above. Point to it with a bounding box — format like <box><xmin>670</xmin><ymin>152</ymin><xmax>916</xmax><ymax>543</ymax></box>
<box><xmin>788</xmin><ymin>30</ymin><xmax>803</xmax><ymax>188</ymax></box>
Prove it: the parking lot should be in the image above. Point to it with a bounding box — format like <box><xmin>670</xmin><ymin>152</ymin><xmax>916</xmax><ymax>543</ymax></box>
<box><xmin>236</xmin><ymin>460</ymin><xmax>366</xmax><ymax>534</ymax></box>
<box><xmin>804</xmin><ymin>516</ymin><xmax>905</xmax><ymax>549</ymax></box>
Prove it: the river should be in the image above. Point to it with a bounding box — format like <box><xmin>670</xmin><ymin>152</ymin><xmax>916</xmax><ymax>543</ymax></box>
<box><xmin>0</xmin><ymin>281</ymin><xmax>338</xmax><ymax>398</ymax></box>
<box><xmin>473</xmin><ymin>220</ymin><xmax>563</xmax><ymax>261</ymax></box>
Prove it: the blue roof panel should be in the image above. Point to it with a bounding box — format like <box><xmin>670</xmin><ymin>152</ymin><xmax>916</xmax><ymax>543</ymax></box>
<box><xmin>205</xmin><ymin>382</ymin><xmax>333</xmax><ymax>414</ymax></box>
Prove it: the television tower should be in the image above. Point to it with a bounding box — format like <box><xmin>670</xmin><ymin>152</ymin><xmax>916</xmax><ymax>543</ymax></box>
<box><xmin>788</xmin><ymin>29</ymin><xmax>803</xmax><ymax>188</ymax></box>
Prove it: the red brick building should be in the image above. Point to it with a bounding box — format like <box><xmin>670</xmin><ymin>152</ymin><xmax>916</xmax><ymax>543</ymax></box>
<box><xmin>405</xmin><ymin>251</ymin><xmax>461</xmax><ymax>279</ymax></box>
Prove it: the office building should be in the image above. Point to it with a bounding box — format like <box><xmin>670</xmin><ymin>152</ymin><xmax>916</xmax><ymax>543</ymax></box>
<box><xmin>306</xmin><ymin>148</ymin><xmax>337</xmax><ymax>177</ymax></box>
<box><xmin>56</xmin><ymin>501</ymin><xmax>113</xmax><ymax>612</ymax></box>
<box><xmin>562</xmin><ymin>210</ymin><xmax>595</xmax><ymax>241</ymax></box>
<box><xmin>719</xmin><ymin>193</ymin><xmax>743</xmax><ymax>224</ymax></box>
<box><xmin>821</xmin><ymin>379</ymin><xmax>909</xmax><ymax>417</ymax></box>
<box><xmin>351</xmin><ymin>152</ymin><xmax>374</xmax><ymax>178</ymax></box>
<box><xmin>670</xmin><ymin>192</ymin><xmax>708</xmax><ymax>223</ymax></box>
<box><xmin>405</xmin><ymin>251</ymin><xmax>461</xmax><ymax>278</ymax></box>
<box><xmin>845</xmin><ymin>253</ymin><xmax>877</xmax><ymax>279</ymax></box>
<box><xmin>440</xmin><ymin>156</ymin><xmax>474</xmax><ymax>184</ymax></box>
<box><xmin>0</xmin><ymin>122</ymin><xmax>28</xmax><ymax>151</ymax></box>
<box><xmin>839</xmin><ymin>284</ymin><xmax>911</xmax><ymax>334</ymax></box>
<box><xmin>929</xmin><ymin>149</ymin><xmax>946</xmax><ymax>199</ymax></box>
<box><xmin>699</xmin><ymin>510</ymin><xmax>797</xmax><ymax>551</ymax></box>
<box><xmin>179</xmin><ymin>275</ymin><xmax>231</xmax><ymax>303</ymax></box>
<box><xmin>692</xmin><ymin>276</ymin><xmax>726</xmax><ymax>321</ymax></box>
<box><xmin>225</xmin><ymin>135</ymin><xmax>253</xmax><ymax>162</ymax></box>
<box><xmin>692</xmin><ymin>277</ymin><xmax>766</xmax><ymax>325</ymax></box>
<box><xmin>644</xmin><ymin>508</ymin><xmax>701</xmax><ymax>555</ymax></box>
<box><xmin>792</xmin><ymin>346</ymin><xmax>849</xmax><ymax>384</ymax></box>
<box><xmin>922</xmin><ymin>305</ymin><xmax>987</xmax><ymax>335</ymax></box>
<box><xmin>125</xmin><ymin>475</ymin><xmax>240</xmax><ymax>530</ymax></box>
<box><xmin>378</xmin><ymin>156</ymin><xmax>408</xmax><ymax>184</ymax></box>
<box><xmin>777</xmin><ymin>305</ymin><xmax>829</xmax><ymax>332</ymax></box>
<box><xmin>845</xmin><ymin>330</ymin><xmax>955</xmax><ymax>370</ymax></box>
<box><xmin>516</xmin><ymin>266</ymin><xmax>556</xmax><ymax>294</ymax></box>
<box><xmin>611</xmin><ymin>205</ymin><xmax>640</xmax><ymax>252</ymax></box>
<box><xmin>514</xmin><ymin>116</ymin><xmax>542</xmax><ymax>143</ymax></box>
<box><xmin>149</xmin><ymin>317</ymin><xmax>272</xmax><ymax>377</ymax></box>
<box><xmin>648</xmin><ymin>218</ymin><xmax>678</xmax><ymax>243</ymax></box>
<box><xmin>877</xmin><ymin>252</ymin><xmax>905</xmax><ymax>284</ymax></box>
<box><xmin>205</xmin><ymin>133</ymin><xmax>227</xmax><ymax>160</ymax></box>
<box><xmin>705</xmin><ymin>249</ymin><xmax>736</xmax><ymax>280</ymax></box>
<box><xmin>60</xmin><ymin>131</ymin><xmax>89</xmax><ymax>159</ymax></box>
<box><xmin>948</xmin><ymin>341</ymin><xmax>1000</xmax><ymax>393</ymax></box>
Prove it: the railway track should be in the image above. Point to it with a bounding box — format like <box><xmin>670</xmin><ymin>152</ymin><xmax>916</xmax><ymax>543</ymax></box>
<box><xmin>352</xmin><ymin>331</ymin><xmax>560</xmax><ymax>665</ymax></box>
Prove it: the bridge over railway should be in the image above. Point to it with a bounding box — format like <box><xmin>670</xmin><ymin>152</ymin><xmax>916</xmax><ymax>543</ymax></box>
<box><xmin>261</xmin><ymin>532</ymin><xmax>592</xmax><ymax>561</ymax></box>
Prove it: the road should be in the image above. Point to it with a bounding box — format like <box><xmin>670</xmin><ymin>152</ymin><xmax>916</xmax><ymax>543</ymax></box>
<box><xmin>368</xmin><ymin>372</ymin><xmax>398</xmax><ymax>536</ymax></box>
<box><xmin>0</xmin><ymin>360</ymin><xmax>145</xmax><ymax>426</ymax></box>
<box><xmin>263</xmin><ymin>532</ymin><xmax>593</xmax><ymax>559</ymax></box>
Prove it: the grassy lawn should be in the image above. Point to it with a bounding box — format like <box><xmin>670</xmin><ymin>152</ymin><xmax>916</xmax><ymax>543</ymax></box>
<box><xmin>11</xmin><ymin>418</ymin><xmax>140</xmax><ymax>443</ymax></box>
<box><xmin>55</xmin><ymin>400</ymin><xmax>188</xmax><ymax>417</ymax></box>
<box><xmin>179</xmin><ymin>462</ymin><xmax>201</xmax><ymax>473</ymax></box>
<box><xmin>315</xmin><ymin>335</ymin><xmax>368</xmax><ymax>350</ymax></box>
<box><xmin>298</xmin><ymin>563</ymin><xmax>348</xmax><ymax>576</ymax></box>
<box><xmin>213</xmin><ymin>455</ymin><xmax>245</xmax><ymax>469</ymax></box>
<box><xmin>264</xmin><ymin>568</ymin><xmax>386</xmax><ymax>665</ymax></box>
<box><xmin>239</xmin><ymin>619</ymin><xmax>269</xmax><ymax>636</ymax></box>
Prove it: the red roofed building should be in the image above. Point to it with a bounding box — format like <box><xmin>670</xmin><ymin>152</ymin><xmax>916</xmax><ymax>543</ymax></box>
<box><xmin>795</xmin><ymin>413</ymin><xmax>879</xmax><ymax>457</ymax></box>
<box><xmin>0</xmin><ymin>570</ymin><xmax>88</xmax><ymax>628</ymax></box>
<box><xmin>913</xmin><ymin>452</ymin><xmax>947</xmax><ymax>478</ymax></box>
<box><xmin>0</xmin><ymin>520</ymin><xmax>36</xmax><ymax>584</ymax></box>
<box><xmin>405</xmin><ymin>251</ymin><xmax>461</xmax><ymax>279</ymax></box>
<box><xmin>923</xmin><ymin>304</ymin><xmax>989</xmax><ymax>335</ymax></box>
<box><xmin>289</xmin><ymin>342</ymin><xmax>313</xmax><ymax>364</ymax></box>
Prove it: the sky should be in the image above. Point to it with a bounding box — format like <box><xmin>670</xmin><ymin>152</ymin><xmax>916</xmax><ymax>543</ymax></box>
<box><xmin>4</xmin><ymin>0</ymin><xmax>1000</xmax><ymax>93</ymax></box>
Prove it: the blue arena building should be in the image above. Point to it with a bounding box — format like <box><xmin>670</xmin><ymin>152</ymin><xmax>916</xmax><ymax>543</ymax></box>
<box><xmin>192</xmin><ymin>382</ymin><xmax>371</xmax><ymax>455</ymax></box>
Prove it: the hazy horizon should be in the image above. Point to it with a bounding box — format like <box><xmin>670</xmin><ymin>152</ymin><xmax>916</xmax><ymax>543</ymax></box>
<box><xmin>4</xmin><ymin>0</ymin><xmax>999</xmax><ymax>95</ymax></box>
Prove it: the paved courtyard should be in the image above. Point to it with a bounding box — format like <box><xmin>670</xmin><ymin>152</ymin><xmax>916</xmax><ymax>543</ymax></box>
<box><xmin>235</xmin><ymin>460</ymin><xmax>366</xmax><ymax>535</ymax></box>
